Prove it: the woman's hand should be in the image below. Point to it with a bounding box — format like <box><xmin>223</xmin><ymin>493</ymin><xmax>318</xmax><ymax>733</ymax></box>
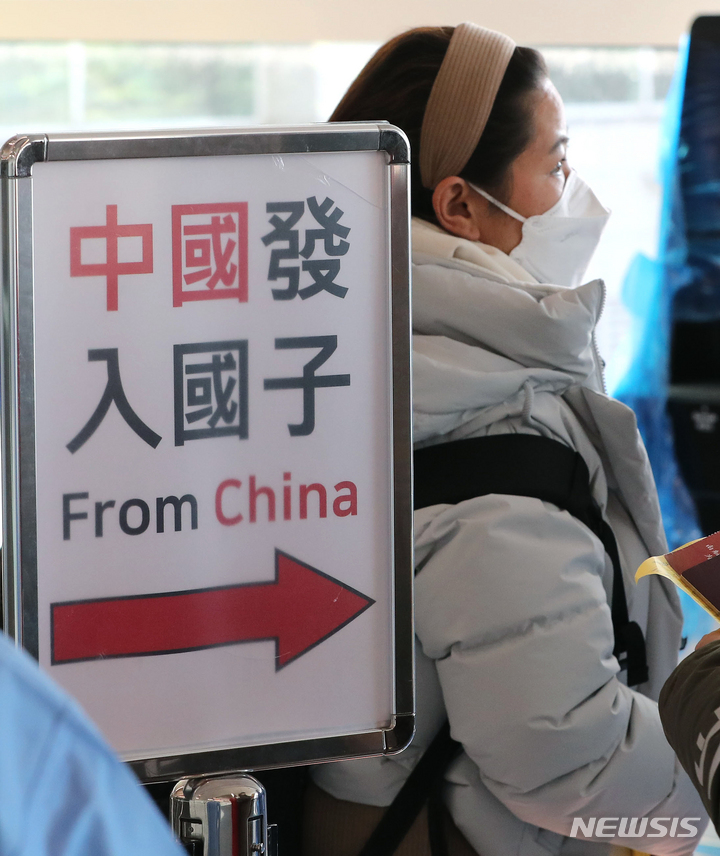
<box><xmin>695</xmin><ymin>628</ymin><xmax>720</xmax><ymax>650</ymax></box>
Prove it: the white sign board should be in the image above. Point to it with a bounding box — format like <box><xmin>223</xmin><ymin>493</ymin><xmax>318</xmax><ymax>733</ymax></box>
<box><xmin>1</xmin><ymin>126</ymin><xmax>413</xmax><ymax>780</ymax></box>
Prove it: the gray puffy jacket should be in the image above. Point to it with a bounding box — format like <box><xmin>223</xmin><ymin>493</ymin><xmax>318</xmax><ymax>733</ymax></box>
<box><xmin>312</xmin><ymin>220</ymin><xmax>707</xmax><ymax>856</ymax></box>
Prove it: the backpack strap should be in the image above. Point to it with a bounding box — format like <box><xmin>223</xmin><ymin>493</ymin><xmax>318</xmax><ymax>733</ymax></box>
<box><xmin>413</xmin><ymin>435</ymin><xmax>648</xmax><ymax>687</ymax></box>
<box><xmin>356</xmin><ymin>721</ymin><xmax>461</xmax><ymax>856</ymax></box>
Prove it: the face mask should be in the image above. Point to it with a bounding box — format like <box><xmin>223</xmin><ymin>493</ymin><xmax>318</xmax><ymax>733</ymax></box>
<box><xmin>471</xmin><ymin>169</ymin><xmax>610</xmax><ymax>287</ymax></box>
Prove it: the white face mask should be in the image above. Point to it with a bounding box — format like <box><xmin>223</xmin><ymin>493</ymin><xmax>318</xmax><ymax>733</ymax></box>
<box><xmin>471</xmin><ymin>169</ymin><xmax>611</xmax><ymax>287</ymax></box>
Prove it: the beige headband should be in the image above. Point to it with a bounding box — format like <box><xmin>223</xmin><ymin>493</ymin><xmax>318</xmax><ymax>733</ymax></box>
<box><xmin>420</xmin><ymin>23</ymin><xmax>516</xmax><ymax>189</ymax></box>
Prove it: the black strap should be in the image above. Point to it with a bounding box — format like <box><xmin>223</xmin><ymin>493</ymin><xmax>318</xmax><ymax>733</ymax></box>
<box><xmin>357</xmin><ymin>721</ymin><xmax>461</xmax><ymax>856</ymax></box>
<box><xmin>413</xmin><ymin>435</ymin><xmax>648</xmax><ymax>686</ymax></box>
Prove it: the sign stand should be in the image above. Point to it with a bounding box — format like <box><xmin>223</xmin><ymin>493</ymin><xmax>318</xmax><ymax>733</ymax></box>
<box><xmin>170</xmin><ymin>774</ymin><xmax>276</xmax><ymax>856</ymax></box>
<box><xmin>1</xmin><ymin>124</ymin><xmax>413</xmax><ymax>848</ymax></box>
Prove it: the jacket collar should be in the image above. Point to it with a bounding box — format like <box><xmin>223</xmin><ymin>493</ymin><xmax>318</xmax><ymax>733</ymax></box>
<box><xmin>411</xmin><ymin>218</ymin><xmax>605</xmax><ymax>388</ymax></box>
<box><xmin>411</xmin><ymin>218</ymin><xmax>537</xmax><ymax>283</ymax></box>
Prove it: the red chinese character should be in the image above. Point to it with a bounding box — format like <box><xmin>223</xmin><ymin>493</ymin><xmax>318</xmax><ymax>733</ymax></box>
<box><xmin>70</xmin><ymin>205</ymin><xmax>153</xmax><ymax>312</ymax></box>
<box><xmin>172</xmin><ymin>203</ymin><xmax>248</xmax><ymax>307</ymax></box>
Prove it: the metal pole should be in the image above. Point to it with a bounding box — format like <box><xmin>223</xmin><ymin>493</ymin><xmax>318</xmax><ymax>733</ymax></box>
<box><xmin>170</xmin><ymin>774</ymin><xmax>277</xmax><ymax>856</ymax></box>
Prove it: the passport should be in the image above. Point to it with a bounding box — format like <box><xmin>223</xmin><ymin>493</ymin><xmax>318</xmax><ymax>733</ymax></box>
<box><xmin>636</xmin><ymin>533</ymin><xmax>720</xmax><ymax>621</ymax></box>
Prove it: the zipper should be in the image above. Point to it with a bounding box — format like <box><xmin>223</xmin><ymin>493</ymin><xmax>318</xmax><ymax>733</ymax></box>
<box><xmin>591</xmin><ymin>278</ymin><xmax>607</xmax><ymax>394</ymax></box>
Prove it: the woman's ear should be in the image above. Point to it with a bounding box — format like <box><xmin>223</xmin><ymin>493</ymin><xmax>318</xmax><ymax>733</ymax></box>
<box><xmin>432</xmin><ymin>176</ymin><xmax>485</xmax><ymax>241</ymax></box>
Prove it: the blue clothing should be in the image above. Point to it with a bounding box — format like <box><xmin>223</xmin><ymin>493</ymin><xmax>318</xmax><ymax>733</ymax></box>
<box><xmin>0</xmin><ymin>632</ymin><xmax>183</xmax><ymax>856</ymax></box>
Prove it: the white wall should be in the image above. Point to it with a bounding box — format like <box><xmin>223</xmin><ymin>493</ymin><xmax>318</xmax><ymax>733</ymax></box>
<box><xmin>0</xmin><ymin>0</ymin><xmax>713</xmax><ymax>46</ymax></box>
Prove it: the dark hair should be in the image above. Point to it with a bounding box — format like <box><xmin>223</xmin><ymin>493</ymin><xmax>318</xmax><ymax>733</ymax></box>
<box><xmin>330</xmin><ymin>27</ymin><xmax>547</xmax><ymax>222</ymax></box>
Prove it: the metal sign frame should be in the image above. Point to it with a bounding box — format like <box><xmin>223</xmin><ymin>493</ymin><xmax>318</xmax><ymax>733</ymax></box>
<box><xmin>0</xmin><ymin>123</ymin><xmax>413</xmax><ymax>782</ymax></box>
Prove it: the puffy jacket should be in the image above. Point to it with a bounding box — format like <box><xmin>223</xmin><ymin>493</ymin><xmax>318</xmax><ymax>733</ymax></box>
<box><xmin>312</xmin><ymin>218</ymin><xmax>708</xmax><ymax>856</ymax></box>
<box><xmin>0</xmin><ymin>631</ymin><xmax>183</xmax><ymax>856</ymax></box>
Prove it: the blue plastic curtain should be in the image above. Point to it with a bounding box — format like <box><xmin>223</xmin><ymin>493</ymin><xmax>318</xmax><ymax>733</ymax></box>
<box><xmin>615</xmin><ymin>37</ymin><xmax>718</xmax><ymax>645</ymax></box>
<box><xmin>615</xmin><ymin>37</ymin><xmax>698</xmax><ymax>550</ymax></box>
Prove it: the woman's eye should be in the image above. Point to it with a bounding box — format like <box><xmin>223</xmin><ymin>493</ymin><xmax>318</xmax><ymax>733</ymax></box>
<box><xmin>552</xmin><ymin>158</ymin><xmax>566</xmax><ymax>175</ymax></box>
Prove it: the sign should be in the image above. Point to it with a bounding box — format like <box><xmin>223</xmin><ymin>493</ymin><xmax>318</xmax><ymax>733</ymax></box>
<box><xmin>1</xmin><ymin>126</ymin><xmax>413</xmax><ymax>780</ymax></box>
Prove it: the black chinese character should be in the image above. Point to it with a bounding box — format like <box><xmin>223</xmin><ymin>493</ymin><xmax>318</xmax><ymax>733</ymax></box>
<box><xmin>67</xmin><ymin>349</ymin><xmax>162</xmax><ymax>453</ymax></box>
<box><xmin>299</xmin><ymin>197</ymin><xmax>350</xmax><ymax>299</ymax></box>
<box><xmin>262</xmin><ymin>197</ymin><xmax>351</xmax><ymax>301</ymax></box>
<box><xmin>263</xmin><ymin>336</ymin><xmax>350</xmax><ymax>436</ymax></box>
<box><xmin>174</xmin><ymin>341</ymin><xmax>248</xmax><ymax>445</ymax></box>
<box><xmin>261</xmin><ymin>202</ymin><xmax>304</xmax><ymax>300</ymax></box>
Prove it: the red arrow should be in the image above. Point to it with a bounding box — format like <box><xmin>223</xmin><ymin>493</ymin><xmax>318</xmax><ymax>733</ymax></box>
<box><xmin>51</xmin><ymin>550</ymin><xmax>374</xmax><ymax>669</ymax></box>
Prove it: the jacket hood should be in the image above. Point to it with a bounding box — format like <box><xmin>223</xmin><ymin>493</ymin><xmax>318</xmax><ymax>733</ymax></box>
<box><xmin>413</xmin><ymin>253</ymin><xmax>604</xmax><ymax>383</ymax></box>
<box><xmin>411</xmin><ymin>219</ymin><xmax>606</xmax><ymax>442</ymax></box>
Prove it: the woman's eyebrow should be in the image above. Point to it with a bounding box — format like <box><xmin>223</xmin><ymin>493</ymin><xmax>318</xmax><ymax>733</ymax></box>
<box><xmin>549</xmin><ymin>135</ymin><xmax>569</xmax><ymax>154</ymax></box>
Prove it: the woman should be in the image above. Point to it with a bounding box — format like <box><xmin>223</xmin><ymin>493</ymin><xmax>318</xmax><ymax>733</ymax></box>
<box><xmin>307</xmin><ymin>23</ymin><xmax>708</xmax><ymax>856</ymax></box>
